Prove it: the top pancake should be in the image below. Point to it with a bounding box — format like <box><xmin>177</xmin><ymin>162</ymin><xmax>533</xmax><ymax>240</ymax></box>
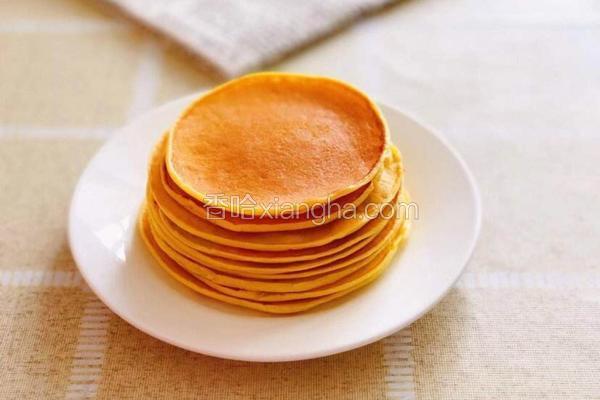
<box><xmin>167</xmin><ymin>73</ymin><xmax>388</xmax><ymax>216</ymax></box>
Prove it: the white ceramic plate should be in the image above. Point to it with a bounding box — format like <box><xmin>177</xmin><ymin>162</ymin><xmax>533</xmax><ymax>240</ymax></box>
<box><xmin>69</xmin><ymin>94</ymin><xmax>481</xmax><ymax>362</ymax></box>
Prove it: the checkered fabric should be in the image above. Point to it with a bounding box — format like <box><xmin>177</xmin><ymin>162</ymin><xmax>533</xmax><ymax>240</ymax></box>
<box><xmin>1</xmin><ymin>1</ymin><xmax>599</xmax><ymax>399</ymax></box>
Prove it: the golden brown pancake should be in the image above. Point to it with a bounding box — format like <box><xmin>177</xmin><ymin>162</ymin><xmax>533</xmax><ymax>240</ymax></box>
<box><xmin>150</xmin><ymin>146</ymin><xmax>403</xmax><ymax>251</ymax></box>
<box><xmin>147</xmin><ymin>198</ymin><xmax>406</xmax><ymax>278</ymax></box>
<box><xmin>138</xmin><ymin>207</ymin><xmax>389</xmax><ymax>314</ymax></box>
<box><xmin>166</xmin><ymin>73</ymin><xmax>389</xmax><ymax>216</ymax></box>
<box><xmin>197</xmin><ymin>250</ymin><xmax>388</xmax><ymax>301</ymax></box>
<box><xmin>159</xmin><ymin>239</ymin><xmax>382</xmax><ymax>293</ymax></box>
<box><xmin>137</xmin><ymin>74</ymin><xmax>412</xmax><ymax>314</ymax></box>
<box><xmin>157</xmin><ymin>136</ymin><xmax>376</xmax><ymax>232</ymax></box>
<box><xmin>146</xmin><ymin>202</ymin><xmax>378</xmax><ymax>263</ymax></box>
<box><xmin>196</xmin><ymin>222</ymin><xmax>410</xmax><ymax>302</ymax></box>
<box><xmin>163</xmin><ymin>162</ymin><xmax>374</xmax><ymax>231</ymax></box>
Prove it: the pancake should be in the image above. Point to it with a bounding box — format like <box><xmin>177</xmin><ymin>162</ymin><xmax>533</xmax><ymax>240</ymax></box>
<box><xmin>138</xmin><ymin>74</ymin><xmax>412</xmax><ymax>314</ymax></box>
<box><xmin>197</xmin><ymin>250</ymin><xmax>388</xmax><ymax>302</ymax></box>
<box><xmin>158</xmin><ymin>135</ymin><xmax>376</xmax><ymax>232</ymax></box>
<box><xmin>138</xmin><ymin>207</ymin><xmax>387</xmax><ymax>314</ymax></box>
<box><xmin>150</xmin><ymin>189</ymin><xmax>398</xmax><ymax>257</ymax></box>
<box><xmin>146</xmin><ymin>202</ymin><xmax>378</xmax><ymax>263</ymax></box>
<box><xmin>166</xmin><ymin>72</ymin><xmax>389</xmax><ymax>217</ymax></box>
<box><xmin>147</xmin><ymin>197</ymin><xmax>406</xmax><ymax>278</ymax></box>
<box><xmin>163</xmin><ymin>162</ymin><xmax>374</xmax><ymax>231</ymax></box>
<box><xmin>196</xmin><ymin>221</ymin><xmax>410</xmax><ymax>302</ymax></box>
<box><xmin>150</xmin><ymin>145</ymin><xmax>403</xmax><ymax>251</ymax></box>
<box><xmin>157</xmin><ymin>237</ymin><xmax>382</xmax><ymax>293</ymax></box>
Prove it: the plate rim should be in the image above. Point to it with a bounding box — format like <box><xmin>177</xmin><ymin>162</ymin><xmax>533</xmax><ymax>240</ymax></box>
<box><xmin>68</xmin><ymin>95</ymin><xmax>482</xmax><ymax>362</ymax></box>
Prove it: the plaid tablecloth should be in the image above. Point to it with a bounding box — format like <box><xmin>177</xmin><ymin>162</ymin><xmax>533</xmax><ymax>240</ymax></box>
<box><xmin>1</xmin><ymin>1</ymin><xmax>599</xmax><ymax>399</ymax></box>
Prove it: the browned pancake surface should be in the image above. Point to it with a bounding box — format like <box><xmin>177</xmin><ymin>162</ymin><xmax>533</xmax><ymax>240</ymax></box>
<box><xmin>168</xmin><ymin>73</ymin><xmax>387</xmax><ymax>209</ymax></box>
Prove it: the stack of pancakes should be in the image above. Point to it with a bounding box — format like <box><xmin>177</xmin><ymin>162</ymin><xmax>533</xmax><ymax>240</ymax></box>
<box><xmin>139</xmin><ymin>73</ymin><xmax>410</xmax><ymax>314</ymax></box>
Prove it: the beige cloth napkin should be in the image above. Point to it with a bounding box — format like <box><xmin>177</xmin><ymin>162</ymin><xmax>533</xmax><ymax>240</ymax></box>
<box><xmin>103</xmin><ymin>0</ymin><xmax>396</xmax><ymax>77</ymax></box>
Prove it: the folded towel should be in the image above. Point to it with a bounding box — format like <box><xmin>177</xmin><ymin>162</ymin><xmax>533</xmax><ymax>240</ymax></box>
<box><xmin>104</xmin><ymin>0</ymin><xmax>396</xmax><ymax>77</ymax></box>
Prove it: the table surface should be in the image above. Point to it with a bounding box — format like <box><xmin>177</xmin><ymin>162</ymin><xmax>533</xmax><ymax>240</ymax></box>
<box><xmin>1</xmin><ymin>1</ymin><xmax>599</xmax><ymax>399</ymax></box>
